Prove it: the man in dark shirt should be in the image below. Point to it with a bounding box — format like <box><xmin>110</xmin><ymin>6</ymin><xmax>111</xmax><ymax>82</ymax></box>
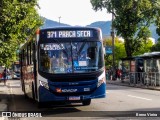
<box><xmin>3</xmin><ymin>68</ymin><xmax>7</xmax><ymax>85</ymax></box>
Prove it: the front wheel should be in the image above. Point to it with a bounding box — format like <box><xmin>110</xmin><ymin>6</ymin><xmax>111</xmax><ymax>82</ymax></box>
<box><xmin>38</xmin><ymin>102</ymin><xmax>44</xmax><ymax>108</ymax></box>
<box><xmin>82</xmin><ymin>99</ymin><xmax>91</xmax><ymax>106</ymax></box>
<box><xmin>32</xmin><ymin>83</ymin><xmax>35</xmax><ymax>100</ymax></box>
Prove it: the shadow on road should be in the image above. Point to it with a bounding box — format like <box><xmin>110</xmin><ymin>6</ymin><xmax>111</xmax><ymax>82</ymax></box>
<box><xmin>8</xmin><ymin>93</ymin><xmax>85</xmax><ymax>117</ymax></box>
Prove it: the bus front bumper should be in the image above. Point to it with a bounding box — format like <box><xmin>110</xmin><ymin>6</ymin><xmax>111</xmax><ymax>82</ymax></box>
<box><xmin>38</xmin><ymin>83</ymin><xmax>106</xmax><ymax>102</ymax></box>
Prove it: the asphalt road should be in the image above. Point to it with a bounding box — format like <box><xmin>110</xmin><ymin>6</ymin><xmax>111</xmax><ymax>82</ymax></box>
<box><xmin>2</xmin><ymin>80</ymin><xmax>160</xmax><ymax>120</ymax></box>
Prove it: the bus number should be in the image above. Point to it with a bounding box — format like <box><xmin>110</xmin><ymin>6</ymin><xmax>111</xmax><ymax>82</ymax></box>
<box><xmin>47</xmin><ymin>31</ymin><xmax>56</xmax><ymax>38</ymax></box>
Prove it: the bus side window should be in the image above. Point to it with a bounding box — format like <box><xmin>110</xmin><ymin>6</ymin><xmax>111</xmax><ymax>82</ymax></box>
<box><xmin>87</xmin><ymin>47</ymin><xmax>96</xmax><ymax>59</ymax></box>
<box><xmin>32</xmin><ymin>43</ymin><xmax>36</xmax><ymax>61</ymax></box>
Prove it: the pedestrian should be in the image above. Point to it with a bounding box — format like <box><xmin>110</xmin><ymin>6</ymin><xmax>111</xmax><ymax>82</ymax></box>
<box><xmin>3</xmin><ymin>68</ymin><xmax>8</xmax><ymax>85</ymax></box>
<box><xmin>117</xmin><ymin>69</ymin><xmax>122</xmax><ymax>80</ymax></box>
<box><xmin>115</xmin><ymin>68</ymin><xmax>118</xmax><ymax>80</ymax></box>
<box><xmin>115</xmin><ymin>68</ymin><xmax>121</xmax><ymax>80</ymax></box>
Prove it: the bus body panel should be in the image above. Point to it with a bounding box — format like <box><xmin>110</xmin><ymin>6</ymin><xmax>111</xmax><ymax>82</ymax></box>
<box><xmin>38</xmin><ymin>82</ymin><xmax>106</xmax><ymax>102</ymax></box>
<box><xmin>20</xmin><ymin>27</ymin><xmax>106</xmax><ymax>105</ymax></box>
<box><xmin>37</xmin><ymin>70</ymin><xmax>106</xmax><ymax>102</ymax></box>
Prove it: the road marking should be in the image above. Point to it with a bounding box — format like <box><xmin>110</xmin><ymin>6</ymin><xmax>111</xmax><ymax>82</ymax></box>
<box><xmin>127</xmin><ymin>95</ymin><xmax>152</xmax><ymax>101</ymax></box>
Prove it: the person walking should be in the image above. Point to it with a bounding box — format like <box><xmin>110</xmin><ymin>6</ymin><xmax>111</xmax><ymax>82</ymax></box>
<box><xmin>3</xmin><ymin>68</ymin><xmax>7</xmax><ymax>85</ymax></box>
<box><xmin>117</xmin><ymin>69</ymin><xmax>122</xmax><ymax>80</ymax></box>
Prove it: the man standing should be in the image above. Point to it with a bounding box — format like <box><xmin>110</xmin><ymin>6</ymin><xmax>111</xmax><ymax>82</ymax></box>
<box><xmin>3</xmin><ymin>68</ymin><xmax>7</xmax><ymax>85</ymax></box>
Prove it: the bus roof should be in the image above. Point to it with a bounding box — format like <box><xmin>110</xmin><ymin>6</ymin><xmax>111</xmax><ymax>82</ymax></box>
<box><xmin>39</xmin><ymin>26</ymin><xmax>101</xmax><ymax>31</ymax></box>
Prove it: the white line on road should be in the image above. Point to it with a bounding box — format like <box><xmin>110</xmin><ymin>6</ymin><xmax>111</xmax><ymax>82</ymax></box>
<box><xmin>127</xmin><ymin>95</ymin><xmax>152</xmax><ymax>101</ymax></box>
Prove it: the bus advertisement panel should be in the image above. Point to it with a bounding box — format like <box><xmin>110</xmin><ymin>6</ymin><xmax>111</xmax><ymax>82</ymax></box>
<box><xmin>20</xmin><ymin>27</ymin><xmax>106</xmax><ymax>107</ymax></box>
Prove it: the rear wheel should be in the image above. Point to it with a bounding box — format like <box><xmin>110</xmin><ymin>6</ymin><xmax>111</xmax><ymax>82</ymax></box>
<box><xmin>82</xmin><ymin>99</ymin><xmax>91</xmax><ymax>106</ymax></box>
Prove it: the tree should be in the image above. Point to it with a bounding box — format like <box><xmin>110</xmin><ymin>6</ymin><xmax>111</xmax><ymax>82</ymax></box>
<box><xmin>103</xmin><ymin>37</ymin><xmax>153</xmax><ymax>68</ymax></box>
<box><xmin>0</xmin><ymin>0</ymin><xmax>43</xmax><ymax>67</ymax></box>
<box><xmin>133</xmin><ymin>39</ymin><xmax>153</xmax><ymax>55</ymax></box>
<box><xmin>155</xmin><ymin>2</ymin><xmax>160</xmax><ymax>41</ymax></box>
<box><xmin>103</xmin><ymin>37</ymin><xmax>126</xmax><ymax>68</ymax></box>
<box><xmin>91</xmin><ymin>0</ymin><xmax>159</xmax><ymax>57</ymax></box>
<box><xmin>151</xmin><ymin>40</ymin><xmax>160</xmax><ymax>51</ymax></box>
<box><xmin>103</xmin><ymin>37</ymin><xmax>113</xmax><ymax>68</ymax></box>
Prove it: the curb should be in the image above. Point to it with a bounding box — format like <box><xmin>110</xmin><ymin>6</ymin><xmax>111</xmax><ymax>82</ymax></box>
<box><xmin>0</xmin><ymin>84</ymin><xmax>10</xmax><ymax>112</ymax></box>
<box><xmin>0</xmin><ymin>99</ymin><xmax>8</xmax><ymax>111</ymax></box>
<box><xmin>107</xmin><ymin>81</ymin><xmax>160</xmax><ymax>91</ymax></box>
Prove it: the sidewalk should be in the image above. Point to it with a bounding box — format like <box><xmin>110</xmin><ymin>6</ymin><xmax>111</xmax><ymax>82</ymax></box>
<box><xmin>106</xmin><ymin>79</ymin><xmax>160</xmax><ymax>91</ymax></box>
<box><xmin>0</xmin><ymin>83</ymin><xmax>9</xmax><ymax>112</ymax></box>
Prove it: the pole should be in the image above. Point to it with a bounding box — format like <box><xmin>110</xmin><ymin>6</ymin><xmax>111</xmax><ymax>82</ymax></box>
<box><xmin>58</xmin><ymin>16</ymin><xmax>61</xmax><ymax>25</ymax></box>
<box><xmin>111</xmin><ymin>10</ymin><xmax>115</xmax><ymax>79</ymax></box>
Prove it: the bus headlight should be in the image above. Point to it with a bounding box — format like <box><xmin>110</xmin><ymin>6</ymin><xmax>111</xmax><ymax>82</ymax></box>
<box><xmin>40</xmin><ymin>80</ymin><xmax>49</xmax><ymax>90</ymax></box>
<box><xmin>97</xmin><ymin>77</ymin><xmax>106</xmax><ymax>88</ymax></box>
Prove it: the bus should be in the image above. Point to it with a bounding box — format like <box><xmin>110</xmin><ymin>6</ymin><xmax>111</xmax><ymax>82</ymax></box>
<box><xmin>19</xmin><ymin>27</ymin><xmax>106</xmax><ymax>107</ymax></box>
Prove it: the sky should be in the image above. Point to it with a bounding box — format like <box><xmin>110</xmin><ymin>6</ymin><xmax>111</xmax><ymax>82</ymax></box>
<box><xmin>38</xmin><ymin>0</ymin><xmax>112</xmax><ymax>26</ymax></box>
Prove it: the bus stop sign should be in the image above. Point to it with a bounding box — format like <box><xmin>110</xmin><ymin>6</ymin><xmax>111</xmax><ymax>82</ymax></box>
<box><xmin>105</xmin><ymin>46</ymin><xmax>112</xmax><ymax>54</ymax></box>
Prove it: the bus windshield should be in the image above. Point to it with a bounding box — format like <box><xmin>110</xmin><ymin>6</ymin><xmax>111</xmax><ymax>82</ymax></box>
<box><xmin>39</xmin><ymin>41</ymin><xmax>104</xmax><ymax>73</ymax></box>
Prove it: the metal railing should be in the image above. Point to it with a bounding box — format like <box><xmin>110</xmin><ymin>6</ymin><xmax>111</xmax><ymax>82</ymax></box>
<box><xmin>128</xmin><ymin>72</ymin><xmax>160</xmax><ymax>86</ymax></box>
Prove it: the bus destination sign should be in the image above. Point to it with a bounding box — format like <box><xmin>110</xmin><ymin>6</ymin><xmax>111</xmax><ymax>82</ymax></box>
<box><xmin>47</xmin><ymin>30</ymin><xmax>93</xmax><ymax>38</ymax></box>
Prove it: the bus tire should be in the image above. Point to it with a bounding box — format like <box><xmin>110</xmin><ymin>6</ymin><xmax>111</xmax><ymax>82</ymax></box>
<box><xmin>23</xmin><ymin>85</ymin><xmax>28</xmax><ymax>99</ymax></box>
<box><xmin>24</xmin><ymin>93</ymin><xmax>28</xmax><ymax>99</ymax></box>
<box><xmin>32</xmin><ymin>83</ymin><xmax>35</xmax><ymax>101</ymax></box>
<box><xmin>82</xmin><ymin>99</ymin><xmax>91</xmax><ymax>106</ymax></box>
<box><xmin>38</xmin><ymin>102</ymin><xmax>44</xmax><ymax>108</ymax></box>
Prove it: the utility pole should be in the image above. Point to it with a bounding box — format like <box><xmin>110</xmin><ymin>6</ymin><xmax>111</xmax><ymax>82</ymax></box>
<box><xmin>111</xmin><ymin>9</ymin><xmax>115</xmax><ymax>77</ymax></box>
<box><xmin>58</xmin><ymin>16</ymin><xmax>61</xmax><ymax>25</ymax></box>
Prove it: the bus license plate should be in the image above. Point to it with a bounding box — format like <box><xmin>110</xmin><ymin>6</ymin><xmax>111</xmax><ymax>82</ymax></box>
<box><xmin>69</xmin><ymin>96</ymin><xmax>80</xmax><ymax>100</ymax></box>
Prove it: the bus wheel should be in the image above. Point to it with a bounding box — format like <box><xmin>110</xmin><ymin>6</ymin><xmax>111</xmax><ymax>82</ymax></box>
<box><xmin>38</xmin><ymin>102</ymin><xmax>44</xmax><ymax>108</ymax></box>
<box><xmin>24</xmin><ymin>93</ymin><xmax>28</xmax><ymax>99</ymax></box>
<box><xmin>82</xmin><ymin>99</ymin><xmax>91</xmax><ymax>106</ymax></box>
<box><xmin>32</xmin><ymin>83</ymin><xmax>35</xmax><ymax>100</ymax></box>
<box><xmin>23</xmin><ymin>85</ymin><xmax>28</xmax><ymax>99</ymax></box>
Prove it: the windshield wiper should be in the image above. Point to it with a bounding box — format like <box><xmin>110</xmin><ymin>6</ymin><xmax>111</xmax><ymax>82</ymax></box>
<box><xmin>77</xmin><ymin>41</ymin><xmax>86</xmax><ymax>56</ymax></box>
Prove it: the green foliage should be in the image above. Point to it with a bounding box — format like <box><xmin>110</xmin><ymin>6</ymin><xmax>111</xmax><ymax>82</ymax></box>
<box><xmin>155</xmin><ymin>2</ymin><xmax>160</xmax><ymax>40</ymax></box>
<box><xmin>91</xmin><ymin>0</ymin><xmax>159</xmax><ymax>57</ymax></box>
<box><xmin>103</xmin><ymin>37</ymin><xmax>153</xmax><ymax>68</ymax></box>
<box><xmin>133</xmin><ymin>39</ymin><xmax>153</xmax><ymax>55</ymax></box>
<box><xmin>0</xmin><ymin>0</ymin><xmax>43</xmax><ymax>67</ymax></box>
<box><xmin>103</xmin><ymin>37</ymin><xmax>126</xmax><ymax>68</ymax></box>
<box><xmin>151</xmin><ymin>40</ymin><xmax>160</xmax><ymax>51</ymax></box>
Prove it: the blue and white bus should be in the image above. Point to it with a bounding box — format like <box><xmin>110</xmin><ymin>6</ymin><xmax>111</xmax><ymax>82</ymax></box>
<box><xmin>19</xmin><ymin>27</ymin><xmax>106</xmax><ymax>107</ymax></box>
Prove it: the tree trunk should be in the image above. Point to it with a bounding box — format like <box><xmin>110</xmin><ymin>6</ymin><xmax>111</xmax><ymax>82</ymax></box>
<box><xmin>125</xmin><ymin>38</ymin><xmax>133</xmax><ymax>57</ymax></box>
